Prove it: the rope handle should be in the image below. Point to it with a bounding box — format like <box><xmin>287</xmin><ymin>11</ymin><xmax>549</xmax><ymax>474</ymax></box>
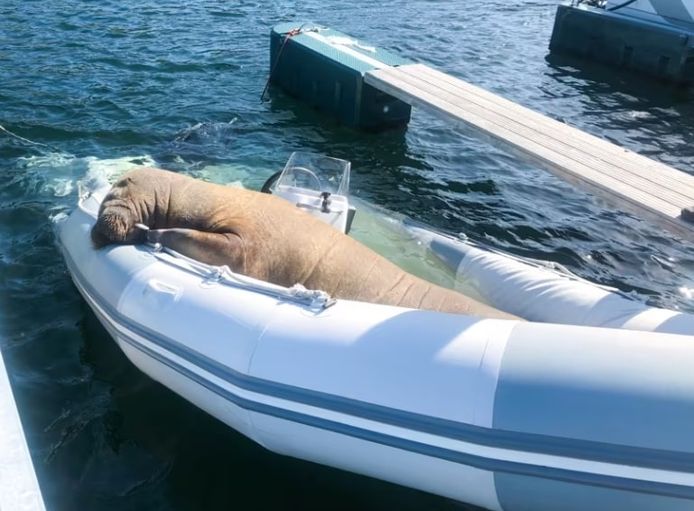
<box><xmin>260</xmin><ymin>24</ymin><xmax>315</xmax><ymax>102</ymax></box>
<box><xmin>135</xmin><ymin>226</ymin><xmax>336</xmax><ymax>310</ymax></box>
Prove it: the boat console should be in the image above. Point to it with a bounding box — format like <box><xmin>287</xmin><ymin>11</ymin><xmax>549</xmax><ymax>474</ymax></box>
<box><xmin>263</xmin><ymin>152</ymin><xmax>356</xmax><ymax>234</ymax></box>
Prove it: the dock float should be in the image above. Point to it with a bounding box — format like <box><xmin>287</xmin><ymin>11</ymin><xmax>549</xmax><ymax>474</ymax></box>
<box><xmin>269</xmin><ymin>24</ymin><xmax>694</xmax><ymax>241</ymax></box>
<box><xmin>0</xmin><ymin>348</ymin><xmax>46</xmax><ymax>511</ymax></box>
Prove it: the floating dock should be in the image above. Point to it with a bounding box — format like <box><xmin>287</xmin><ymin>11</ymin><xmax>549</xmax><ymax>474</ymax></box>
<box><xmin>0</xmin><ymin>348</ymin><xmax>46</xmax><ymax>511</ymax></box>
<box><xmin>270</xmin><ymin>24</ymin><xmax>694</xmax><ymax>241</ymax></box>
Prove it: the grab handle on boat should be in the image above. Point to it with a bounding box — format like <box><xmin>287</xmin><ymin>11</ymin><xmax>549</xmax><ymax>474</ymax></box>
<box><xmin>147</xmin><ymin>279</ymin><xmax>179</xmax><ymax>296</ymax></box>
<box><xmin>142</xmin><ymin>279</ymin><xmax>181</xmax><ymax>311</ymax></box>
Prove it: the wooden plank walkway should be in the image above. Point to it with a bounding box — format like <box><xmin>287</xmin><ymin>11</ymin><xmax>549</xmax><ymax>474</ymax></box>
<box><xmin>365</xmin><ymin>63</ymin><xmax>694</xmax><ymax>240</ymax></box>
<box><xmin>0</xmin><ymin>348</ymin><xmax>45</xmax><ymax>511</ymax></box>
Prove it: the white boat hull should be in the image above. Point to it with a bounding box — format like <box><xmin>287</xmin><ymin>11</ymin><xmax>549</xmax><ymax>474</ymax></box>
<box><xmin>606</xmin><ymin>0</ymin><xmax>694</xmax><ymax>26</ymax></box>
<box><xmin>57</xmin><ymin>189</ymin><xmax>694</xmax><ymax>511</ymax></box>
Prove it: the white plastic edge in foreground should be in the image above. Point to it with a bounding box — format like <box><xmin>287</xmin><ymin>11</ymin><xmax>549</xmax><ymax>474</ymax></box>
<box><xmin>0</xmin><ymin>348</ymin><xmax>46</xmax><ymax>511</ymax></box>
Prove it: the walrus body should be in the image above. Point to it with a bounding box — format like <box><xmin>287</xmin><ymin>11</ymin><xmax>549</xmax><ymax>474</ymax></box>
<box><xmin>92</xmin><ymin>167</ymin><xmax>516</xmax><ymax>319</ymax></box>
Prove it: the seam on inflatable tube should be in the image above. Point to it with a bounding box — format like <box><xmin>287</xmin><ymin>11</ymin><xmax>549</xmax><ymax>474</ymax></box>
<box><xmin>245</xmin><ymin>302</ymin><xmax>282</xmax><ymax>447</ymax></box>
<box><xmin>485</xmin><ymin>328</ymin><xmax>515</xmax><ymax>511</ymax></box>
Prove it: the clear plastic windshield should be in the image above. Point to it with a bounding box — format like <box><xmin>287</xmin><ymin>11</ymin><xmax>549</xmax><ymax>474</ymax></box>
<box><xmin>272</xmin><ymin>152</ymin><xmax>354</xmax><ymax>234</ymax></box>
<box><xmin>276</xmin><ymin>152</ymin><xmax>350</xmax><ymax>197</ymax></box>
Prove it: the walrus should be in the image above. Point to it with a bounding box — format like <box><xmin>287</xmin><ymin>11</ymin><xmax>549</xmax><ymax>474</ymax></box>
<box><xmin>91</xmin><ymin>167</ymin><xmax>516</xmax><ymax>319</ymax></box>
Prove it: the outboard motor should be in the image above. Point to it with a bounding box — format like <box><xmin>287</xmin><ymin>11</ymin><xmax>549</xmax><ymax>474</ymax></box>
<box><xmin>262</xmin><ymin>152</ymin><xmax>356</xmax><ymax>234</ymax></box>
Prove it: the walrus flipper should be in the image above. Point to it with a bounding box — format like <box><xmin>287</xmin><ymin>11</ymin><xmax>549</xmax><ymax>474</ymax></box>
<box><xmin>146</xmin><ymin>228</ymin><xmax>246</xmax><ymax>271</ymax></box>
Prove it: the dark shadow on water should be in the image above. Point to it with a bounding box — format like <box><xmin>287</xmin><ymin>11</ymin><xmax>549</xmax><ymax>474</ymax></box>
<box><xmin>544</xmin><ymin>52</ymin><xmax>694</xmax><ymax>105</ymax></box>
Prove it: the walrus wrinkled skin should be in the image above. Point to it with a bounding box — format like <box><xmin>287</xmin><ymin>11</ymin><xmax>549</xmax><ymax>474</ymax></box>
<box><xmin>91</xmin><ymin>167</ymin><xmax>516</xmax><ymax>319</ymax></box>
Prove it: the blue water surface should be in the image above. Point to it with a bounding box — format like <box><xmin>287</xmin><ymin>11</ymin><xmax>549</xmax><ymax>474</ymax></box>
<box><xmin>1</xmin><ymin>1</ymin><xmax>694</xmax><ymax>509</ymax></box>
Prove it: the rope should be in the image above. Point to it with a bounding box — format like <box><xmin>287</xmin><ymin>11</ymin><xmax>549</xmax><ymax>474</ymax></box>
<box><xmin>137</xmin><ymin>228</ymin><xmax>336</xmax><ymax>310</ymax></box>
<box><xmin>260</xmin><ymin>24</ymin><xmax>309</xmax><ymax>102</ymax></box>
<box><xmin>0</xmin><ymin>124</ymin><xmax>59</xmax><ymax>151</ymax></box>
<box><xmin>575</xmin><ymin>0</ymin><xmax>607</xmax><ymax>7</ymax></box>
<box><xmin>573</xmin><ymin>0</ymin><xmax>636</xmax><ymax>10</ymax></box>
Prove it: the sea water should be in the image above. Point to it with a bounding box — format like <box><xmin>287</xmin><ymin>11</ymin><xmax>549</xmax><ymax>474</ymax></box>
<box><xmin>1</xmin><ymin>1</ymin><xmax>694</xmax><ymax>509</ymax></box>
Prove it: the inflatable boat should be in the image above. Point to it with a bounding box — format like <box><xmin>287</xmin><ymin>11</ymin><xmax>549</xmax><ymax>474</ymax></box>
<box><xmin>56</xmin><ymin>155</ymin><xmax>694</xmax><ymax>511</ymax></box>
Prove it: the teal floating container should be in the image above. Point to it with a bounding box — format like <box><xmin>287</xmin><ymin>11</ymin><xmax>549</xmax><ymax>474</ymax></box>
<box><xmin>269</xmin><ymin>23</ymin><xmax>412</xmax><ymax>130</ymax></box>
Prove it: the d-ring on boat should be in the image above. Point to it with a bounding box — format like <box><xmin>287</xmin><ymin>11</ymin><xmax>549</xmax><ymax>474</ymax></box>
<box><xmin>56</xmin><ymin>153</ymin><xmax>694</xmax><ymax>511</ymax></box>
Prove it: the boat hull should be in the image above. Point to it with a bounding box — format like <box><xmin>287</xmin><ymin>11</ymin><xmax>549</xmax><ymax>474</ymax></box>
<box><xmin>57</xmin><ymin>189</ymin><xmax>694</xmax><ymax>511</ymax></box>
<box><xmin>550</xmin><ymin>4</ymin><xmax>694</xmax><ymax>83</ymax></box>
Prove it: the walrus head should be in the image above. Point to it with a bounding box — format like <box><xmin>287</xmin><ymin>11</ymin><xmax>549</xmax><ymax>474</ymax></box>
<box><xmin>91</xmin><ymin>172</ymin><xmax>160</xmax><ymax>248</ymax></box>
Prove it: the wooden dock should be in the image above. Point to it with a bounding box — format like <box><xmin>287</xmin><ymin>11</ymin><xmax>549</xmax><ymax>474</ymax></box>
<box><xmin>365</xmin><ymin>63</ymin><xmax>694</xmax><ymax>240</ymax></box>
<box><xmin>0</xmin><ymin>348</ymin><xmax>45</xmax><ymax>511</ymax></box>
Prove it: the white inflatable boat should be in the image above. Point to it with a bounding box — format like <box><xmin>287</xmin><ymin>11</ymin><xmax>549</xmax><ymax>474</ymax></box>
<box><xmin>56</xmin><ymin>156</ymin><xmax>694</xmax><ymax>511</ymax></box>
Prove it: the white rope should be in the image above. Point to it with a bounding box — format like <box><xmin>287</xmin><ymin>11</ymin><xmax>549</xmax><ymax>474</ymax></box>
<box><xmin>0</xmin><ymin>124</ymin><xmax>57</xmax><ymax>150</ymax></box>
<box><xmin>142</xmin><ymin>237</ymin><xmax>336</xmax><ymax>310</ymax></box>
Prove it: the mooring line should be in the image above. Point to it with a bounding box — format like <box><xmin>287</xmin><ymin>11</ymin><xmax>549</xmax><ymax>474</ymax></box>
<box><xmin>0</xmin><ymin>124</ymin><xmax>59</xmax><ymax>151</ymax></box>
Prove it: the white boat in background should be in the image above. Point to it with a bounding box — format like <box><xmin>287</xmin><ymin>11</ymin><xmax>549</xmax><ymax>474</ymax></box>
<box><xmin>604</xmin><ymin>0</ymin><xmax>694</xmax><ymax>26</ymax></box>
<box><xmin>56</xmin><ymin>154</ymin><xmax>694</xmax><ymax>511</ymax></box>
<box><xmin>550</xmin><ymin>0</ymin><xmax>694</xmax><ymax>83</ymax></box>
